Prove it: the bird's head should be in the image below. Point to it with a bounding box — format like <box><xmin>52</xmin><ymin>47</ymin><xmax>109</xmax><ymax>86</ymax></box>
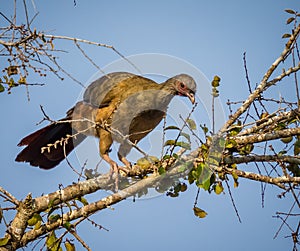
<box><xmin>166</xmin><ymin>74</ymin><xmax>197</xmax><ymax>104</ymax></box>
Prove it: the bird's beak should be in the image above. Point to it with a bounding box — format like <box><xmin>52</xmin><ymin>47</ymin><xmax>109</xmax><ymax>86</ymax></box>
<box><xmin>187</xmin><ymin>92</ymin><xmax>195</xmax><ymax>104</ymax></box>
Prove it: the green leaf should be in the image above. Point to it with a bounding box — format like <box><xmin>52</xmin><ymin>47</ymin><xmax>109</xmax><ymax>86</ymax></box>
<box><xmin>136</xmin><ymin>157</ymin><xmax>151</xmax><ymax>169</ymax></box>
<box><xmin>232</xmin><ymin>170</ymin><xmax>238</xmax><ymax>180</ymax></box>
<box><xmin>8</xmin><ymin>78</ymin><xmax>16</xmax><ymax>87</ymax></box>
<box><xmin>285</xmin><ymin>9</ymin><xmax>296</xmax><ymax>14</ymax></box>
<box><xmin>167</xmin><ymin>192</ymin><xmax>179</xmax><ymax>197</ymax></box>
<box><xmin>234</xmin><ymin>179</ymin><xmax>239</xmax><ymax>188</ymax></box>
<box><xmin>180</xmin><ymin>132</ymin><xmax>191</xmax><ymax>142</ymax></box>
<box><xmin>278</xmin><ymin>150</ymin><xmax>287</xmax><ymax>156</ymax></box>
<box><xmin>197</xmin><ymin>176</ymin><xmax>211</xmax><ymax>191</ymax></box>
<box><xmin>193</xmin><ymin>207</ymin><xmax>207</xmax><ymax>218</ymax></box>
<box><xmin>201</xmin><ymin>143</ymin><xmax>209</xmax><ymax>151</ymax></box>
<box><xmin>164</xmin><ymin>125</ymin><xmax>180</xmax><ymax>131</ymax></box>
<box><xmin>217</xmin><ymin>137</ymin><xmax>226</xmax><ymax>148</ymax></box>
<box><xmin>164</xmin><ymin>140</ymin><xmax>176</xmax><ymax>147</ymax></box>
<box><xmin>288</xmin><ymin>118</ymin><xmax>297</xmax><ymax>125</ymax></box>
<box><xmin>46</xmin><ymin>231</ymin><xmax>61</xmax><ymax>251</ymax></box>
<box><xmin>180</xmin><ymin>183</ymin><xmax>187</xmax><ymax>192</ymax></box>
<box><xmin>238</xmin><ymin>143</ymin><xmax>254</xmax><ymax>155</ymax></box>
<box><xmin>48</xmin><ymin>214</ymin><xmax>60</xmax><ymax>223</ymax></box>
<box><xmin>65</xmin><ymin>241</ymin><xmax>76</xmax><ymax>251</ymax></box>
<box><xmin>164</xmin><ymin>140</ymin><xmax>191</xmax><ymax>150</ymax></box>
<box><xmin>231</xmin><ymin>163</ymin><xmax>237</xmax><ymax>169</ymax></box>
<box><xmin>77</xmin><ymin>196</ymin><xmax>89</xmax><ymax>206</ymax></box>
<box><xmin>282</xmin><ymin>33</ymin><xmax>291</xmax><ymax>38</ymax></box>
<box><xmin>230</xmin><ymin>128</ymin><xmax>241</xmax><ymax>137</ymax></box>
<box><xmin>174</xmin><ymin>183</ymin><xmax>182</xmax><ymax>193</ymax></box>
<box><xmin>213</xmin><ymin>75</ymin><xmax>221</xmax><ymax>81</ymax></box>
<box><xmin>0</xmin><ymin>237</ymin><xmax>9</xmax><ymax>247</ymax></box>
<box><xmin>18</xmin><ymin>76</ymin><xmax>26</xmax><ymax>85</ymax></box>
<box><xmin>225</xmin><ymin>139</ymin><xmax>237</xmax><ymax>149</ymax></box>
<box><xmin>0</xmin><ymin>83</ymin><xmax>4</xmax><ymax>92</ymax></box>
<box><xmin>195</xmin><ymin>163</ymin><xmax>213</xmax><ymax>190</ymax></box>
<box><xmin>27</xmin><ymin>213</ymin><xmax>42</xmax><ymax>226</ymax></box>
<box><xmin>176</xmin><ymin>141</ymin><xmax>191</xmax><ymax>150</ymax></box>
<box><xmin>274</xmin><ymin>122</ymin><xmax>286</xmax><ymax>131</ymax></box>
<box><xmin>281</xmin><ymin>136</ymin><xmax>293</xmax><ymax>144</ymax></box>
<box><xmin>287</xmin><ymin>164</ymin><xmax>300</xmax><ymax>177</ymax></box>
<box><xmin>211</xmin><ymin>75</ymin><xmax>221</xmax><ymax>87</ymax></box>
<box><xmin>34</xmin><ymin>220</ymin><xmax>42</xmax><ymax>230</ymax></box>
<box><xmin>200</xmin><ymin>124</ymin><xmax>208</xmax><ymax>134</ymax></box>
<box><xmin>63</xmin><ymin>221</ymin><xmax>73</xmax><ymax>231</ymax></box>
<box><xmin>207</xmin><ymin>155</ymin><xmax>220</xmax><ymax>166</ymax></box>
<box><xmin>294</xmin><ymin>140</ymin><xmax>300</xmax><ymax>155</ymax></box>
<box><xmin>188</xmin><ymin>171</ymin><xmax>195</xmax><ymax>184</ymax></box>
<box><xmin>162</xmin><ymin>154</ymin><xmax>171</xmax><ymax>160</ymax></box>
<box><xmin>286</xmin><ymin>17</ymin><xmax>295</xmax><ymax>24</ymax></box>
<box><xmin>214</xmin><ymin>182</ymin><xmax>224</xmax><ymax>195</ymax></box>
<box><xmin>172</xmin><ymin>153</ymin><xmax>179</xmax><ymax>159</ymax></box>
<box><xmin>158</xmin><ymin>166</ymin><xmax>166</xmax><ymax>175</ymax></box>
<box><xmin>186</xmin><ymin>118</ymin><xmax>197</xmax><ymax>130</ymax></box>
<box><xmin>48</xmin><ymin>197</ymin><xmax>60</xmax><ymax>209</ymax></box>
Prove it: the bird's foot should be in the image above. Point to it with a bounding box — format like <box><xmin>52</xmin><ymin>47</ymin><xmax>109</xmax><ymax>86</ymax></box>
<box><xmin>108</xmin><ymin>161</ymin><xmax>120</xmax><ymax>191</ymax></box>
<box><xmin>102</xmin><ymin>154</ymin><xmax>132</xmax><ymax>191</ymax></box>
<box><xmin>102</xmin><ymin>154</ymin><xmax>122</xmax><ymax>191</ymax></box>
<box><xmin>120</xmin><ymin>156</ymin><xmax>132</xmax><ymax>172</ymax></box>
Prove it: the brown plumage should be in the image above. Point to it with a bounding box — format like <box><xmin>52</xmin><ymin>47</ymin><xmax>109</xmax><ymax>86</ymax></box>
<box><xmin>16</xmin><ymin>72</ymin><xmax>196</xmax><ymax>171</ymax></box>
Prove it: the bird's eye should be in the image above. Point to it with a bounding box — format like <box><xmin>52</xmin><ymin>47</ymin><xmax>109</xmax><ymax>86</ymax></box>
<box><xmin>180</xmin><ymin>82</ymin><xmax>185</xmax><ymax>88</ymax></box>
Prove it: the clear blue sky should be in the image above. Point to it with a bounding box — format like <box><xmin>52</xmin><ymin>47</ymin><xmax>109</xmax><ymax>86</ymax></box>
<box><xmin>0</xmin><ymin>1</ymin><xmax>299</xmax><ymax>250</ymax></box>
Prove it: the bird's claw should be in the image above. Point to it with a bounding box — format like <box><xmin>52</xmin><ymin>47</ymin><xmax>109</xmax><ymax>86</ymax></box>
<box><xmin>108</xmin><ymin>162</ymin><xmax>132</xmax><ymax>191</ymax></box>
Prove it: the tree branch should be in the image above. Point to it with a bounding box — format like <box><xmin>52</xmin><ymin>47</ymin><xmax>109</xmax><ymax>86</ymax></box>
<box><xmin>224</xmin><ymin>154</ymin><xmax>300</xmax><ymax>165</ymax></box>
<box><xmin>0</xmin><ymin>186</ymin><xmax>19</xmax><ymax>206</ymax></box>
<box><xmin>234</xmin><ymin>127</ymin><xmax>300</xmax><ymax>145</ymax></box>
<box><xmin>238</xmin><ymin>109</ymin><xmax>299</xmax><ymax>136</ymax></box>
<box><xmin>220</xmin><ymin>23</ymin><xmax>300</xmax><ymax>132</ymax></box>
<box><xmin>19</xmin><ymin>161</ymin><xmax>187</xmax><ymax>247</ymax></box>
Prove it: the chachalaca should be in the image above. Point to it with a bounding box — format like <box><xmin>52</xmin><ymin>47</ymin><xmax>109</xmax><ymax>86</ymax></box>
<box><xmin>16</xmin><ymin>72</ymin><xmax>196</xmax><ymax>173</ymax></box>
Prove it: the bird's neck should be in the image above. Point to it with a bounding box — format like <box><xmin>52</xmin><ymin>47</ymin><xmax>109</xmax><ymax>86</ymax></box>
<box><xmin>156</xmin><ymin>81</ymin><xmax>177</xmax><ymax>109</ymax></box>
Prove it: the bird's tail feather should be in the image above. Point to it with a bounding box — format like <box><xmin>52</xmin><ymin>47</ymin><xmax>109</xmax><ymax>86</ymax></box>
<box><xmin>15</xmin><ymin>120</ymin><xmax>86</xmax><ymax>169</ymax></box>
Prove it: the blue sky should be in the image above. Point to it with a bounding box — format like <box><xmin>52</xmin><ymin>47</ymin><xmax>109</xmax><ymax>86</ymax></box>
<box><xmin>0</xmin><ymin>1</ymin><xmax>299</xmax><ymax>250</ymax></box>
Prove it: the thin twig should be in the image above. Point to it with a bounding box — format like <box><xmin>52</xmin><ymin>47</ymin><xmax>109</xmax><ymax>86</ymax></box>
<box><xmin>74</xmin><ymin>40</ymin><xmax>106</xmax><ymax>75</ymax></box>
<box><xmin>69</xmin><ymin>230</ymin><xmax>92</xmax><ymax>251</ymax></box>
<box><xmin>0</xmin><ymin>186</ymin><xmax>19</xmax><ymax>206</ymax></box>
<box><xmin>220</xmin><ymin>23</ymin><xmax>300</xmax><ymax>132</ymax></box>
<box><xmin>224</xmin><ymin>179</ymin><xmax>242</xmax><ymax>223</ymax></box>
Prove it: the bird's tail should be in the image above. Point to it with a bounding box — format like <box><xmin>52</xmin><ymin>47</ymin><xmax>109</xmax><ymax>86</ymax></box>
<box><xmin>15</xmin><ymin>120</ymin><xmax>86</xmax><ymax>169</ymax></box>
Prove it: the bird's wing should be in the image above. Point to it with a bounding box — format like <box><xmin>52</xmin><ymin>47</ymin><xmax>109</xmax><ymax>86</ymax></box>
<box><xmin>83</xmin><ymin>72</ymin><xmax>136</xmax><ymax>107</ymax></box>
<box><xmin>109</xmin><ymin>78</ymin><xmax>174</xmax><ymax>144</ymax></box>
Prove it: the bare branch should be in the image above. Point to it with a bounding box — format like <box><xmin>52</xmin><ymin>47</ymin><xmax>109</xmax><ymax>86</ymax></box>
<box><xmin>220</xmin><ymin>23</ymin><xmax>300</xmax><ymax>132</ymax></box>
<box><xmin>19</xmin><ymin>162</ymin><xmax>184</xmax><ymax>247</ymax></box>
<box><xmin>234</xmin><ymin>127</ymin><xmax>300</xmax><ymax>145</ymax></box>
<box><xmin>224</xmin><ymin>154</ymin><xmax>300</xmax><ymax>166</ymax></box>
<box><xmin>0</xmin><ymin>186</ymin><xmax>19</xmax><ymax>206</ymax></box>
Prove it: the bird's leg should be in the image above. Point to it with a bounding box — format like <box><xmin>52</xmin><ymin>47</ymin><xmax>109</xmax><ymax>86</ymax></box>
<box><xmin>102</xmin><ymin>153</ymin><xmax>119</xmax><ymax>175</ymax></box>
<box><xmin>118</xmin><ymin>143</ymin><xmax>132</xmax><ymax>171</ymax></box>
<box><xmin>118</xmin><ymin>153</ymin><xmax>132</xmax><ymax>170</ymax></box>
<box><xmin>103</xmin><ymin>153</ymin><xmax>129</xmax><ymax>174</ymax></box>
<box><xmin>99</xmin><ymin>129</ymin><xmax>123</xmax><ymax>190</ymax></box>
<box><xmin>101</xmin><ymin>153</ymin><xmax>123</xmax><ymax>191</ymax></box>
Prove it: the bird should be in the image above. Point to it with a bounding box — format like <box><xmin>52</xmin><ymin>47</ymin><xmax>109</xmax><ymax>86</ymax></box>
<box><xmin>15</xmin><ymin>72</ymin><xmax>196</xmax><ymax>174</ymax></box>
